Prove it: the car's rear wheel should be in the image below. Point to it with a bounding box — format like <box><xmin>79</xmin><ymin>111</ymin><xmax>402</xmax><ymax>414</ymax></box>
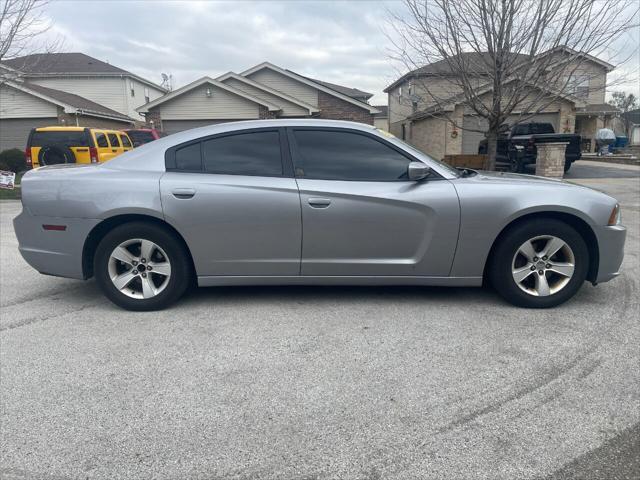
<box><xmin>489</xmin><ymin>219</ymin><xmax>589</xmax><ymax>308</ymax></box>
<box><xmin>94</xmin><ymin>222</ymin><xmax>191</xmax><ymax>311</ymax></box>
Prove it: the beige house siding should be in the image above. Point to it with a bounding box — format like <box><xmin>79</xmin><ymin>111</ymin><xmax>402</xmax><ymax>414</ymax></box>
<box><xmin>155</xmin><ymin>84</ymin><xmax>260</xmax><ymax>120</ymax></box>
<box><xmin>221</xmin><ymin>77</ymin><xmax>308</xmax><ymax>116</ymax></box>
<box><xmin>0</xmin><ymin>84</ymin><xmax>58</xmax><ymax>118</ymax></box>
<box><xmin>546</xmin><ymin>51</ymin><xmax>608</xmax><ymax>105</ymax></box>
<box><xmin>29</xmin><ymin>76</ymin><xmax>128</xmax><ymax>116</ymax></box>
<box><xmin>245</xmin><ymin>69</ymin><xmax>318</xmax><ymax>107</ymax></box>
<box><xmin>125</xmin><ymin>77</ymin><xmax>165</xmax><ymax>119</ymax></box>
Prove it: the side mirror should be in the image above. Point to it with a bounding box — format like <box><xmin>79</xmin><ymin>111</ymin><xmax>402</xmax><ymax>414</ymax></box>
<box><xmin>408</xmin><ymin>161</ymin><xmax>431</xmax><ymax>181</ymax></box>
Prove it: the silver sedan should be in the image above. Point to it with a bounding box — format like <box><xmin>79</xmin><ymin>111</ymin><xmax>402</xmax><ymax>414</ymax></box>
<box><xmin>14</xmin><ymin>120</ymin><xmax>626</xmax><ymax>310</ymax></box>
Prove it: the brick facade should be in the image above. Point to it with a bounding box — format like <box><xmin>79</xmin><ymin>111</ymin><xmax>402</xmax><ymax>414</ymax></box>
<box><xmin>57</xmin><ymin>109</ymin><xmax>133</xmax><ymax>129</ymax></box>
<box><xmin>258</xmin><ymin>106</ymin><xmax>277</xmax><ymax>119</ymax></box>
<box><xmin>145</xmin><ymin>109</ymin><xmax>163</xmax><ymax>131</ymax></box>
<box><xmin>316</xmin><ymin>91</ymin><xmax>374</xmax><ymax>125</ymax></box>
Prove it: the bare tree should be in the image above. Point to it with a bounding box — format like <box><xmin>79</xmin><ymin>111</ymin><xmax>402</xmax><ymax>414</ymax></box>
<box><xmin>387</xmin><ymin>0</ymin><xmax>637</xmax><ymax>169</ymax></box>
<box><xmin>0</xmin><ymin>0</ymin><xmax>60</xmax><ymax>83</ymax></box>
<box><xmin>609</xmin><ymin>91</ymin><xmax>638</xmax><ymax>137</ymax></box>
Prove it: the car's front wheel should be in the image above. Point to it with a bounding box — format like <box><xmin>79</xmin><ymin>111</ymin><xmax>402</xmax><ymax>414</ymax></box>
<box><xmin>94</xmin><ymin>222</ymin><xmax>192</xmax><ymax>311</ymax></box>
<box><xmin>489</xmin><ymin>219</ymin><xmax>589</xmax><ymax>308</ymax></box>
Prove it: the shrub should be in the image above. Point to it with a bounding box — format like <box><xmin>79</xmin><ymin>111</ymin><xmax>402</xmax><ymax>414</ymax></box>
<box><xmin>0</xmin><ymin>149</ymin><xmax>27</xmax><ymax>173</ymax></box>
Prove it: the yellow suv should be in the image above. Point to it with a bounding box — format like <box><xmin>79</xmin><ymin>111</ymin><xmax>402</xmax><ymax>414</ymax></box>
<box><xmin>25</xmin><ymin>126</ymin><xmax>134</xmax><ymax>167</ymax></box>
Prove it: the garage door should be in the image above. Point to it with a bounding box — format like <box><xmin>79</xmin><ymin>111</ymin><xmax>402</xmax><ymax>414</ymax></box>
<box><xmin>0</xmin><ymin>118</ymin><xmax>57</xmax><ymax>152</ymax></box>
<box><xmin>461</xmin><ymin>113</ymin><xmax>560</xmax><ymax>154</ymax></box>
<box><xmin>162</xmin><ymin>119</ymin><xmax>231</xmax><ymax>135</ymax></box>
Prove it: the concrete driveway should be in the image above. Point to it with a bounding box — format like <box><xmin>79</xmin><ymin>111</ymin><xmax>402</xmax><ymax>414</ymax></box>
<box><xmin>1</xmin><ymin>160</ymin><xmax>638</xmax><ymax>480</ymax></box>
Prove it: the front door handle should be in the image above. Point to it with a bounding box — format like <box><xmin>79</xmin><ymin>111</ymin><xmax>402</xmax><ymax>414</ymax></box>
<box><xmin>172</xmin><ymin>188</ymin><xmax>196</xmax><ymax>199</ymax></box>
<box><xmin>308</xmin><ymin>197</ymin><xmax>331</xmax><ymax>208</ymax></box>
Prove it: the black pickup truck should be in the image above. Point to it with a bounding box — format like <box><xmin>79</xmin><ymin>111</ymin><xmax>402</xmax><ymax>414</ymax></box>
<box><xmin>478</xmin><ymin>122</ymin><xmax>582</xmax><ymax>173</ymax></box>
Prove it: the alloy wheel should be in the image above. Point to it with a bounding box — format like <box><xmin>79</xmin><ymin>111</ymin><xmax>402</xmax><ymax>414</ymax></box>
<box><xmin>108</xmin><ymin>238</ymin><xmax>172</xmax><ymax>299</ymax></box>
<box><xmin>511</xmin><ymin>235</ymin><xmax>575</xmax><ymax>297</ymax></box>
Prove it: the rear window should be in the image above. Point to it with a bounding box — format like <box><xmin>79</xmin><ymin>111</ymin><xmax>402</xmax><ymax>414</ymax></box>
<box><xmin>107</xmin><ymin>133</ymin><xmax>120</xmax><ymax>147</ymax></box>
<box><xmin>30</xmin><ymin>130</ymin><xmax>89</xmax><ymax>147</ymax></box>
<box><xmin>512</xmin><ymin>123</ymin><xmax>555</xmax><ymax>135</ymax></box>
<box><xmin>127</xmin><ymin>130</ymin><xmax>156</xmax><ymax>147</ymax></box>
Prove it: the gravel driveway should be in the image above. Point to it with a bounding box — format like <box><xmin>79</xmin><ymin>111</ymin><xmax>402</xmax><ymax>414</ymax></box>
<box><xmin>1</xmin><ymin>161</ymin><xmax>638</xmax><ymax>480</ymax></box>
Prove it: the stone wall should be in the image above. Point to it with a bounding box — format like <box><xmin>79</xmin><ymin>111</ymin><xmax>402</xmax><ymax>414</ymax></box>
<box><xmin>535</xmin><ymin>142</ymin><xmax>568</xmax><ymax>178</ymax></box>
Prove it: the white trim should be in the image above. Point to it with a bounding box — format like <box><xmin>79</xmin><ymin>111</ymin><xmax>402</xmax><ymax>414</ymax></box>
<box><xmin>216</xmin><ymin>72</ymin><xmax>320</xmax><ymax>114</ymax></box>
<box><xmin>136</xmin><ymin>76</ymin><xmax>282</xmax><ymax>113</ymax></box>
<box><xmin>240</xmin><ymin>62</ymin><xmax>380</xmax><ymax>114</ymax></box>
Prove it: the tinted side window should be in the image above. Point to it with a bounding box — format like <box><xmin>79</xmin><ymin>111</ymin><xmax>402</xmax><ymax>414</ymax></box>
<box><xmin>120</xmin><ymin>134</ymin><xmax>132</xmax><ymax>148</ymax></box>
<box><xmin>202</xmin><ymin>131</ymin><xmax>282</xmax><ymax>176</ymax></box>
<box><xmin>175</xmin><ymin>143</ymin><xmax>202</xmax><ymax>171</ymax></box>
<box><xmin>95</xmin><ymin>132</ymin><xmax>108</xmax><ymax>148</ymax></box>
<box><xmin>107</xmin><ymin>133</ymin><xmax>120</xmax><ymax>147</ymax></box>
<box><xmin>292</xmin><ymin>130</ymin><xmax>411</xmax><ymax>181</ymax></box>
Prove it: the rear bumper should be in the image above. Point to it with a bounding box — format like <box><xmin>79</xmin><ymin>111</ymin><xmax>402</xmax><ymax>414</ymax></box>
<box><xmin>594</xmin><ymin>224</ymin><xmax>626</xmax><ymax>283</ymax></box>
<box><xmin>13</xmin><ymin>208</ymin><xmax>99</xmax><ymax>280</ymax></box>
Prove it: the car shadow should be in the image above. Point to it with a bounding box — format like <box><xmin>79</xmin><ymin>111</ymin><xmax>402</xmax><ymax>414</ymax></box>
<box><xmin>182</xmin><ymin>283</ymin><xmax>501</xmax><ymax>307</ymax></box>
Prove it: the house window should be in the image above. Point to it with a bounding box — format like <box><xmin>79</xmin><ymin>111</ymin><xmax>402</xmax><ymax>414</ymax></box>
<box><xmin>401</xmin><ymin>123</ymin><xmax>406</xmax><ymax>140</ymax></box>
<box><xmin>398</xmin><ymin>86</ymin><xmax>403</xmax><ymax>102</ymax></box>
<box><xmin>130</xmin><ymin>83</ymin><xmax>135</xmax><ymax>97</ymax></box>
<box><xmin>569</xmin><ymin>75</ymin><xmax>589</xmax><ymax>99</ymax></box>
<box><xmin>144</xmin><ymin>87</ymin><xmax>150</xmax><ymax>103</ymax></box>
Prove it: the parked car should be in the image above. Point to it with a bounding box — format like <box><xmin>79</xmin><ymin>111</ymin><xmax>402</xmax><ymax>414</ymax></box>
<box><xmin>121</xmin><ymin>128</ymin><xmax>166</xmax><ymax>147</ymax></box>
<box><xmin>25</xmin><ymin>127</ymin><xmax>133</xmax><ymax>167</ymax></box>
<box><xmin>478</xmin><ymin>122</ymin><xmax>582</xmax><ymax>173</ymax></box>
<box><xmin>14</xmin><ymin>120</ymin><xmax>625</xmax><ymax>311</ymax></box>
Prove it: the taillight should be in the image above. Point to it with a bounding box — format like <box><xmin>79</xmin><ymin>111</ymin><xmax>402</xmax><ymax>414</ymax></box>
<box><xmin>25</xmin><ymin>148</ymin><xmax>32</xmax><ymax>167</ymax></box>
<box><xmin>89</xmin><ymin>146</ymin><xmax>98</xmax><ymax>163</ymax></box>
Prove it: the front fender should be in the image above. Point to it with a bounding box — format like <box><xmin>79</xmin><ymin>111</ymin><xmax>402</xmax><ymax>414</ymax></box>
<box><xmin>449</xmin><ymin>177</ymin><xmax>617</xmax><ymax>278</ymax></box>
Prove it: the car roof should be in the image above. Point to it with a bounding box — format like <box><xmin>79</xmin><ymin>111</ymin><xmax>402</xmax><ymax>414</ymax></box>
<box><xmin>35</xmin><ymin>126</ymin><xmax>86</xmax><ymax>132</ymax></box>
<box><xmin>103</xmin><ymin>119</ymin><xmax>457</xmax><ymax>179</ymax></box>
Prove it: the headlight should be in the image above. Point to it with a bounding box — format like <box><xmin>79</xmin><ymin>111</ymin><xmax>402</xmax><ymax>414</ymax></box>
<box><xmin>607</xmin><ymin>204</ymin><xmax>621</xmax><ymax>226</ymax></box>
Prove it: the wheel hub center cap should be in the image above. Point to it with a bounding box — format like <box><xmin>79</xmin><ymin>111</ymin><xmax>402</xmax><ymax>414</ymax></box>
<box><xmin>536</xmin><ymin>260</ymin><xmax>546</xmax><ymax>269</ymax></box>
<box><xmin>137</xmin><ymin>264</ymin><xmax>146</xmax><ymax>272</ymax></box>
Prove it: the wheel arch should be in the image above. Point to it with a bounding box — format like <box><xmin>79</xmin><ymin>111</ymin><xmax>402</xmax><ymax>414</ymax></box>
<box><xmin>483</xmin><ymin>211</ymin><xmax>600</xmax><ymax>283</ymax></box>
<box><xmin>82</xmin><ymin>214</ymin><xmax>195</xmax><ymax>279</ymax></box>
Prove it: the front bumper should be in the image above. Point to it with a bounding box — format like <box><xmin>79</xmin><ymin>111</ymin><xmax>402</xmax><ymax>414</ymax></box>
<box><xmin>594</xmin><ymin>224</ymin><xmax>626</xmax><ymax>283</ymax></box>
<box><xmin>13</xmin><ymin>207</ymin><xmax>100</xmax><ymax>280</ymax></box>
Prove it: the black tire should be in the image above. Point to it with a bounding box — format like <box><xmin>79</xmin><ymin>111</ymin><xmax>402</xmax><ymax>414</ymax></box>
<box><xmin>94</xmin><ymin>222</ymin><xmax>192</xmax><ymax>311</ymax></box>
<box><xmin>488</xmin><ymin>219</ymin><xmax>589</xmax><ymax>308</ymax></box>
<box><xmin>38</xmin><ymin>145</ymin><xmax>76</xmax><ymax>166</ymax></box>
<box><xmin>509</xmin><ymin>152</ymin><xmax>524</xmax><ymax>173</ymax></box>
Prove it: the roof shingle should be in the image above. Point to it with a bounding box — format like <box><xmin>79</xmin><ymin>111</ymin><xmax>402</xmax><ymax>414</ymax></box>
<box><xmin>3</xmin><ymin>52</ymin><xmax>128</xmax><ymax>75</ymax></box>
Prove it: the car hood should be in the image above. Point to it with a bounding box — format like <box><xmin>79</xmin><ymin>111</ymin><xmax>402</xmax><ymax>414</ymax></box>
<box><xmin>469</xmin><ymin>170</ymin><xmax>572</xmax><ymax>186</ymax></box>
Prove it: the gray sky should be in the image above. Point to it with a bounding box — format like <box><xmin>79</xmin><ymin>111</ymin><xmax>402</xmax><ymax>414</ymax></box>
<box><xmin>44</xmin><ymin>0</ymin><xmax>639</xmax><ymax>104</ymax></box>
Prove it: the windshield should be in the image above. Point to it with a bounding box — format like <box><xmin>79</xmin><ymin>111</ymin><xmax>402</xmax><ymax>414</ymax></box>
<box><xmin>375</xmin><ymin>128</ymin><xmax>460</xmax><ymax>177</ymax></box>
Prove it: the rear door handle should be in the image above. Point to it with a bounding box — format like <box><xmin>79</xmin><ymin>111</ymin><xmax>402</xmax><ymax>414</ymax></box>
<box><xmin>308</xmin><ymin>197</ymin><xmax>331</xmax><ymax>208</ymax></box>
<box><xmin>172</xmin><ymin>188</ymin><xmax>196</xmax><ymax>199</ymax></box>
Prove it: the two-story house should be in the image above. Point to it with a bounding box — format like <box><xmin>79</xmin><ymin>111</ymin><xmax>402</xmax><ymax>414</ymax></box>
<box><xmin>0</xmin><ymin>53</ymin><xmax>166</xmax><ymax>151</ymax></box>
<box><xmin>137</xmin><ymin>62</ymin><xmax>379</xmax><ymax>134</ymax></box>
<box><xmin>384</xmin><ymin>47</ymin><xmax>617</xmax><ymax>160</ymax></box>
